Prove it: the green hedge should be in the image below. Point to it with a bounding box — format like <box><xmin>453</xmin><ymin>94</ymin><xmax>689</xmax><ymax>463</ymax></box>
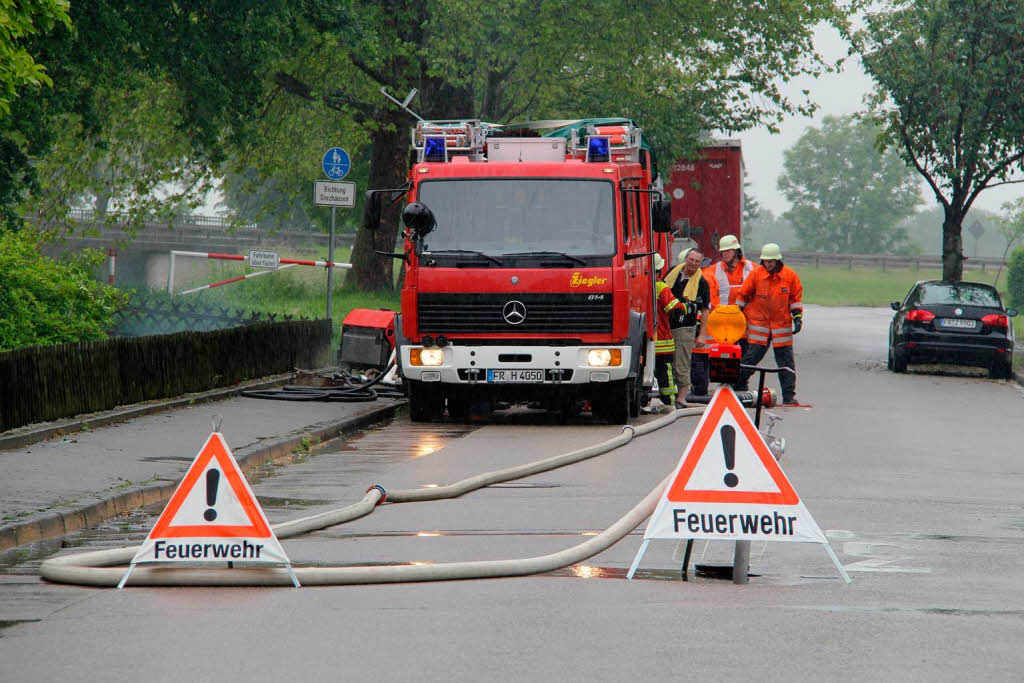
<box><xmin>0</xmin><ymin>320</ymin><xmax>332</xmax><ymax>432</ymax></box>
<box><xmin>1007</xmin><ymin>246</ymin><xmax>1024</xmax><ymax>310</ymax></box>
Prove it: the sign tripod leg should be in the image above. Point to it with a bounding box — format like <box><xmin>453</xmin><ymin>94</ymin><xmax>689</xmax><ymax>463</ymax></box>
<box><xmin>626</xmin><ymin>539</ymin><xmax>650</xmax><ymax>580</ymax></box>
<box><xmin>286</xmin><ymin>563</ymin><xmax>301</xmax><ymax>588</ymax></box>
<box><xmin>824</xmin><ymin>543</ymin><xmax>852</xmax><ymax>584</ymax></box>
<box><xmin>681</xmin><ymin>539</ymin><xmax>693</xmax><ymax>581</ymax></box>
<box><xmin>733</xmin><ymin>540</ymin><xmax>751</xmax><ymax>584</ymax></box>
<box><xmin>117</xmin><ymin>563</ymin><xmax>136</xmax><ymax>590</ymax></box>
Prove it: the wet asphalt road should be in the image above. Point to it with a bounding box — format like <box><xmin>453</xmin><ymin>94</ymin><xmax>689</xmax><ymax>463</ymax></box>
<box><xmin>1</xmin><ymin>305</ymin><xmax>1023</xmax><ymax>682</ymax></box>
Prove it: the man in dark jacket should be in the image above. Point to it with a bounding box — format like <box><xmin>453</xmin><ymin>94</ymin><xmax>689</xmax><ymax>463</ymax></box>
<box><xmin>665</xmin><ymin>247</ymin><xmax>711</xmax><ymax>407</ymax></box>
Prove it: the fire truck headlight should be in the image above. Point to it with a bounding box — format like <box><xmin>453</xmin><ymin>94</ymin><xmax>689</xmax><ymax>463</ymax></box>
<box><xmin>586</xmin><ymin>349</ymin><xmax>621</xmax><ymax>367</ymax></box>
<box><xmin>411</xmin><ymin>348</ymin><xmax>445</xmax><ymax>366</ymax></box>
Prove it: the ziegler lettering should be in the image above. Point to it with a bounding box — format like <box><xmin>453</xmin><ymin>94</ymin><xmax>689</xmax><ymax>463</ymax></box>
<box><xmin>672</xmin><ymin>508</ymin><xmax>797</xmax><ymax>536</ymax></box>
<box><xmin>570</xmin><ymin>272</ymin><xmax>608</xmax><ymax>287</ymax></box>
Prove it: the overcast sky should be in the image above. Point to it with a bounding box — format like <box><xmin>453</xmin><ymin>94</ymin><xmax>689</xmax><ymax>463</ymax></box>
<box><xmin>738</xmin><ymin>23</ymin><xmax>1024</xmax><ymax>219</ymax></box>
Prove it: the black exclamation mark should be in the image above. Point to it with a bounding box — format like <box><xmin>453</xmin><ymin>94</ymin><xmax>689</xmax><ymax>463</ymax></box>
<box><xmin>204</xmin><ymin>469</ymin><xmax>220</xmax><ymax>521</ymax></box>
<box><xmin>721</xmin><ymin>425</ymin><xmax>738</xmax><ymax>488</ymax></box>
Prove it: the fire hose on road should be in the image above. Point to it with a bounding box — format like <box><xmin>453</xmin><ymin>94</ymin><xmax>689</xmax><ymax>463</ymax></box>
<box><xmin>40</xmin><ymin>408</ymin><xmax>703</xmax><ymax>587</ymax></box>
<box><xmin>240</xmin><ymin>362</ymin><xmax>405</xmax><ymax>403</ymax></box>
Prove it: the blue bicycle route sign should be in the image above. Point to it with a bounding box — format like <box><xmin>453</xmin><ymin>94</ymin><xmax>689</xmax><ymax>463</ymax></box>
<box><xmin>321</xmin><ymin>147</ymin><xmax>351</xmax><ymax>180</ymax></box>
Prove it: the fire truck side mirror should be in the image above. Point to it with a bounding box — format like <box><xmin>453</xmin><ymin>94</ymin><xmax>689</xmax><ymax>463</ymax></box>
<box><xmin>652</xmin><ymin>200</ymin><xmax>672</xmax><ymax>233</ymax></box>
<box><xmin>363</xmin><ymin>191</ymin><xmax>383</xmax><ymax>231</ymax></box>
<box><xmin>402</xmin><ymin>201</ymin><xmax>436</xmax><ymax>239</ymax></box>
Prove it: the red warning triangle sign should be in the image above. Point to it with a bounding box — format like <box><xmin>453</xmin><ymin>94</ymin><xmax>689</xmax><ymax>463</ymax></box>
<box><xmin>665</xmin><ymin>387</ymin><xmax>799</xmax><ymax>505</ymax></box>
<box><xmin>149</xmin><ymin>432</ymin><xmax>271</xmax><ymax>539</ymax></box>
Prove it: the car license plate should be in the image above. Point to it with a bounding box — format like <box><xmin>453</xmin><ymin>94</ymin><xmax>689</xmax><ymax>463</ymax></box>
<box><xmin>487</xmin><ymin>369</ymin><xmax>545</xmax><ymax>383</ymax></box>
<box><xmin>938</xmin><ymin>318</ymin><xmax>977</xmax><ymax>329</ymax></box>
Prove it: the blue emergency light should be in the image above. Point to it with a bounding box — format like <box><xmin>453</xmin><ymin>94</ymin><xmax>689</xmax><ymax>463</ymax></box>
<box><xmin>585</xmin><ymin>136</ymin><xmax>610</xmax><ymax>163</ymax></box>
<box><xmin>424</xmin><ymin>136</ymin><xmax>447</xmax><ymax>162</ymax></box>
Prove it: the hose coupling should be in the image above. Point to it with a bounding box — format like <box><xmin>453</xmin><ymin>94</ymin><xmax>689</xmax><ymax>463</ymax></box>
<box><xmin>620</xmin><ymin>424</ymin><xmax>635</xmax><ymax>437</ymax></box>
<box><xmin>365</xmin><ymin>484</ymin><xmax>388</xmax><ymax>504</ymax></box>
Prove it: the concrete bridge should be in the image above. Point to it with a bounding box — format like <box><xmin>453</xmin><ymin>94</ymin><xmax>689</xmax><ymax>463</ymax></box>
<box><xmin>51</xmin><ymin>209</ymin><xmax>356</xmax><ymax>290</ymax></box>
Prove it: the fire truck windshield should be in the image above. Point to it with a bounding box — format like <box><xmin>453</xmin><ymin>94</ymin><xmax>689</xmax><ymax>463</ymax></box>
<box><xmin>417</xmin><ymin>179</ymin><xmax>615</xmax><ymax>261</ymax></box>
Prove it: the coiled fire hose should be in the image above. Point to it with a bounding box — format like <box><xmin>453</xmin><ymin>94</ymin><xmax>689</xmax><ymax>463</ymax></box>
<box><xmin>240</xmin><ymin>361</ymin><xmax>405</xmax><ymax>402</ymax></box>
<box><xmin>40</xmin><ymin>407</ymin><xmax>703</xmax><ymax>587</ymax></box>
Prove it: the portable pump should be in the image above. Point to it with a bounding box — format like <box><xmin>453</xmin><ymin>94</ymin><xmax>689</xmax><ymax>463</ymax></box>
<box><xmin>339</xmin><ymin>309</ymin><xmax>397</xmax><ymax>371</ymax></box>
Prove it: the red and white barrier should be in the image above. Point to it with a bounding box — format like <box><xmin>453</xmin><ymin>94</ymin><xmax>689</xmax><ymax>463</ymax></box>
<box><xmin>167</xmin><ymin>250</ymin><xmax>352</xmax><ymax>295</ymax></box>
<box><xmin>179</xmin><ymin>264</ymin><xmax>298</xmax><ymax>295</ymax></box>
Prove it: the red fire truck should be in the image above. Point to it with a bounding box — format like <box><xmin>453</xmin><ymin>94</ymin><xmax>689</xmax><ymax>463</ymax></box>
<box><xmin>664</xmin><ymin>140</ymin><xmax>744</xmax><ymax>258</ymax></box>
<box><xmin>362</xmin><ymin>118</ymin><xmax>674</xmax><ymax>422</ymax></box>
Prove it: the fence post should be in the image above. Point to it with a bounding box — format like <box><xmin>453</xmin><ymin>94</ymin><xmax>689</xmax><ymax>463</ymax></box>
<box><xmin>881</xmin><ymin>257</ymin><xmax>886</xmax><ymax>273</ymax></box>
<box><xmin>848</xmin><ymin>255</ymin><xmax>853</xmax><ymax>271</ymax></box>
<box><xmin>815</xmin><ymin>255</ymin><xmax>820</xmax><ymax>269</ymax></box>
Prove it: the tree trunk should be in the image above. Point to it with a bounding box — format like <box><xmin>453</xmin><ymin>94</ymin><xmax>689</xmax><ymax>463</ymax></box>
<box><xmin>941</xmin><ymin>210</ymin><xmax>965</xmax><ymax>281</ymax></box>
<box><xmin>350</xmin><ymin>109</ymin><xmax>409</xmax><ymax>291</ymax></box>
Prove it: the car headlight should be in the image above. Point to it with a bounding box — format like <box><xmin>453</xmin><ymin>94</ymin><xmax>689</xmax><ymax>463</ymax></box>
<box><xmin>410</xmin><ymin>348</ymin><xmax>444</xmax><ymax>366</ymax></box>
<box><xmin>586</xmin><ymin>348</ymin><xmax>621</xmax><ymax>367</ymax></box>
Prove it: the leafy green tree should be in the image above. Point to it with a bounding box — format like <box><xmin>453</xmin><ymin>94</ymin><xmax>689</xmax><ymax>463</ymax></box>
<box><xmin>848</xmin><ymin>0</ymin><xmax>1024</xmax><ymax>280</ymax></box>
<box><xmin>1006</xmin><ymin>246</ymin><xmax>1024</xmax><ymax>309</ymax></box>
<box><xmin>0</xmin><ymin>0</ymin><xmax>70</xmax><ymax>117</ymax></box>
<box><xmin>0</xmin><ymin>230</ymin><xmax>123</xmax><ymax>350</ymax></box>
<box><xmin>24</xmin><ymin>73</ymin><xmax>216</xmax><ymax>238</ymax></box>
<box><xmin>272</xmin><ymin>1</ymin><xmax>847</xmax><ymax>290</ymax></box>
<box><xmin>742</xmin><ymin>181</ymin><xmax>761</xmax><ymax>224</ymax></box>
<box><xmin>1</xmin><ymin>1</ymin><xmax>300</xmax><ymax>233</ymax></box>
<box><xmin>744</xmin><ymin>208</ymin><xmax>800</xmax><ymax>254</ymax></box>
<box><xmin>778</xmin><ymin>115</ymin><xmax>921</xmax><ymax>254</ymax></box>
<box><xmin>992</xmin><ymin>197</ymin><xmax>1024</xmax><ymax>288</ymax></box>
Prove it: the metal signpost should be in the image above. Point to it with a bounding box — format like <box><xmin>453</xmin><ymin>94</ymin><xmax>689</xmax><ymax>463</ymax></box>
<box><xmin>317</xmin><ymin>148</ymin><xmax>354</xmax><ymax>320</ymax></box>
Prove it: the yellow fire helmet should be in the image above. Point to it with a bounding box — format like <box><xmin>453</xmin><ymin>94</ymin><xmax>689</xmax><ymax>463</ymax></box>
<box><xmin>759</xmin><ymin>243</ymin><xmax>783</xmax><ymax>260</ymax></box>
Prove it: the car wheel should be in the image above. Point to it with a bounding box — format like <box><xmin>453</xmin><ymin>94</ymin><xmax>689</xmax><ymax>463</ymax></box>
<box><xmin>990</xmin><ymin>354</ymin><xmax>1013</xmax><ymax>380</ymax></box>
<box><xmin>892</xmin><ymin>345</ymin><xmax>908</xmax><ymax>373</ymax></box>
<box><xmin>887</xmin><ymin>344</ymin><xmax>894</xmax><ymax>371</ymax></box>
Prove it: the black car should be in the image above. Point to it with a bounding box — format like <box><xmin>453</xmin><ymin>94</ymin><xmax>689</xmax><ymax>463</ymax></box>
<box><xmin>888</xmin><ymin>280</ymin><xmax>1017</xmax><ymax>378</ymax></box>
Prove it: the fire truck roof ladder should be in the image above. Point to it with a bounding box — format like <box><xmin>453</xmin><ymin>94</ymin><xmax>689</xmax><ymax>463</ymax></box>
<box><xmin>566</xmin><ymin>122</ymin><xmax>643</xmax><ymax>164</ymax></box>
<box><xmin>412</xmin><ymin>120</ymin><xmax>491</xmax><ymax>162</ymax></box>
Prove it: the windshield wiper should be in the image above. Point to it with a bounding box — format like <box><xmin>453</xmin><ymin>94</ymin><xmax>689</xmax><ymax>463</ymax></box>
<box><xmin>424</xmin><ymin>249</ymin><xmax>503</xmax><ymax>266</ymax></box>
<box><xmin>502</xmin><ymin>250</ymin><xmax>586</xmax><ymax>265</ymax></box>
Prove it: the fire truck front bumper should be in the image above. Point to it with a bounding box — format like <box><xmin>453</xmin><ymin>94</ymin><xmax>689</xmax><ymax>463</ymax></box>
<box><xmin>400</xmin><ymin>344</ymin><xmax>634</xmax><ymax>385</ymax></box>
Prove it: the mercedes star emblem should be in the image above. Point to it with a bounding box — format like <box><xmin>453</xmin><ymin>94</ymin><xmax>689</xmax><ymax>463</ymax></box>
<box><xmin>955</xmin><ymin>308</ymin><xmax>963</xmax><ymax>315</ymax></box>
<box><xmin>503</xmin><ymin>300</ymin><xmax>527</xmax><ymax>325</ymax></box>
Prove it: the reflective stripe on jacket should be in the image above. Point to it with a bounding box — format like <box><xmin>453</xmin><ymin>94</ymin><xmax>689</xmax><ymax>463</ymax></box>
<box><xmin>704</xmin><ymin>258</ymin><xmax>755</xmax><ymax>308</ymax></box>
<box><xmin>655</xmin><ymin>281</ymin><xmax>682</xmax><ymax>354</ymax></box>
<box><xmin>735</xmin><ymin>264</ymin><xmax>803</xmax><ymax>348</ymax></box>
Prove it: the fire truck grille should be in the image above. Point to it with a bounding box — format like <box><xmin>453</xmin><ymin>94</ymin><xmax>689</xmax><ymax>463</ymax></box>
<box><xmin>417</xmin><ymin>293</ymin><xmax>613</xmax><ymax>334</ymax></box>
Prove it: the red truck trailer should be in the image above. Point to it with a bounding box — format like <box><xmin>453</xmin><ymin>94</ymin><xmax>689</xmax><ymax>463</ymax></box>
<box><xmin>361</xmin><ymin>118</ymin><xmax>674</xmax><ymax>423</ymax></box>
<box><xmin>664</xmin><ymin>140</ymin><xmax>743</xmax><ymax>259</ymax></box>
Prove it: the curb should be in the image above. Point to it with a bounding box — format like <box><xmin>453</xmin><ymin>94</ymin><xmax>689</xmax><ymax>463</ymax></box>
<box><xmin>0</xmin><ymin>373</ymin><xmax>295</xmax><ymax>452</ymax></box>
<box><xmin>0</xmin><ymin>400</ymin><xmax>405</xmax><ymax>554</ymax></box>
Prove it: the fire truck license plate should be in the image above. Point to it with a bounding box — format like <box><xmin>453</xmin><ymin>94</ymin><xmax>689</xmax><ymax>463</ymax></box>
<box><xmin>487</xmin><ymin>369</ymin><xmax>545</xmax><ymax>383</ymax></box>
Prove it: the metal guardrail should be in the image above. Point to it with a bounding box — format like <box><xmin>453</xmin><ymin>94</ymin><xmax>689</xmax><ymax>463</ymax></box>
<box><xmin>785</xmin><ymin>251</ymin><xmax>1008</xmax><ymax>272</ymax></box>
<box><xmin>63</xmin><ymin>209</ymin><xmax>355</xmax><ymax>249</ymax></box>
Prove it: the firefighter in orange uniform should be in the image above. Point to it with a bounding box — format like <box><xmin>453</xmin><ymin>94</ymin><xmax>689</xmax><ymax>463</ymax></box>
<box><xmin>704</xmin><ymin>234</ymin><xmax>755</xmax><ymax>307</ymax></box>
<box><xmin>692</xmin><ymin>234</ymin><xmax>755</xmax><ymax>395</ymax></box>
<box><xmin>735</xmin><ymin>243</ymin><xmax>803</xmax><ymax>405</ymax></box>
<box><xmin>652</xmin><ymin>253</ymin><xmax>690</xmax><ymax>408</ymax></box>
